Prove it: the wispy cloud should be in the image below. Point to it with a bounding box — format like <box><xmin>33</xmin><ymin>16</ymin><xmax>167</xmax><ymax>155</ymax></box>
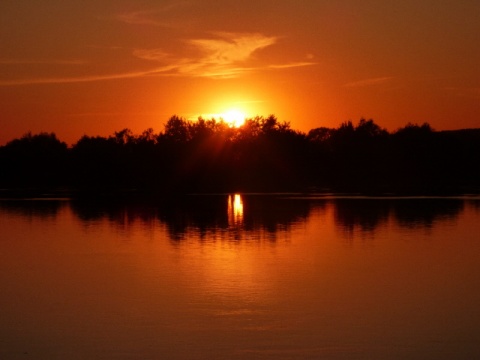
<box><xmin>268</xmin><ymin>62</ymin><xmax>317</xmax><ymax>70</ymax></box>
<box><xmin>132</xmin><ymin>49</ymin><xmax>170</xmax><ymax>62</ymax></box>
<box><xmin>344</xmin><ymin>76</ymin><xmax>393</xmax><ymax>88</ymax></box>
<box><xmin>188</xmin><ymin>33</ymin><xmax>276</xmax><ymax>65</ymax></box>
<box><xmin>131</xmin><ymin>32</ymin><xmax>278</xmax><ymax>78</ymax></box>
<box><xmin>0</xmin><ymin>65</ymin><xmax>177</xmax><ymax>86</ymax></box>
<box><xmin>134</xmin><ymin>32</ymin><xmax>314</xmax><ymax>79</ymax></box>
<box><xmin>0</xmin><ymin>58</ymin><xmax>86</xmax><ymax>65</ymax></box>
<box><xmin>114</xmin><ymin>2</ymin><xmax>189</xmax><ymax>27</ymax></box>
<box><xmin>0</xmin><ymin>32</ymin><xmax>316</xmax><ymax>85</ymax></box>
<box><xmin>182</xmin><ymin>33</ymin><xmax>277</xmax><ymax>78</ymax></box>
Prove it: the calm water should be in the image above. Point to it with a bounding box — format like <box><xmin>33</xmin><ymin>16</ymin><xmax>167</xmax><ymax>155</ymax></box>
<box><xmin>1</xmin><ymin>195</ymin><xmax>480</xmax><ymax>359</ymax></box>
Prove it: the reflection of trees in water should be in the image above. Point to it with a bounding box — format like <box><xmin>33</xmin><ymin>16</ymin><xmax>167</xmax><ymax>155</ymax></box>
<box><xmin>158</xmin><ymin>196</ymin><xmax>230</xmax><ymax>241</ymax></box>
<box><xmin>8</xmin><ymin>195</ymin><xmax>465</xmax><ymax>238</ymax></box>
<box><xmin>393</xmin><ymin>199</ymin><xmax>464</xmax><ymax>228</ymax></box>
<box><xmin>70</xmin><ymin>195</ymin><xmax>312</xmax><ymax>241</ymax></box>
<box><xmin>70</xmin><ymin>196</ymin><xmax>230</xmax><ymax>237</ymax></box>
<box><xmin>71</xmin><ymin>200</ymin><xmax>162</xmax><ymax>231</ymax></box>
<box><xmin>332</xmin><ymin>198</ymin><xmax>465</xmax><ymax>233</ymax></box>
<box><xmin>467</xmin><ymin>199</ymin><xmax>480</xmax><ymax>213</ymax></box>
<box><xmin>0</xmin><ymin>199</ymin><xmax>66</xmax><ymax>219</ymax></box>
<box><xmin>242</xmin><ymin>196</ymin><xmax>311</xmax><ymax>235</ymax></box>
<box><xmin>333</xmin><ymin>199</ymin><xmax>390</xmax><ymax>234</ymax></box>
<box><xmin>164</xmin><ymin>196</ymin><xmax>312</xmax><ymax>242</ymax></box>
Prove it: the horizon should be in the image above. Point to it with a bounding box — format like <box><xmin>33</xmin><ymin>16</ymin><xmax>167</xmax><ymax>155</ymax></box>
<box><xmin>2</xmin><ymin>115</ymin><xmax>480</xmax><ymax>147</ymax></box>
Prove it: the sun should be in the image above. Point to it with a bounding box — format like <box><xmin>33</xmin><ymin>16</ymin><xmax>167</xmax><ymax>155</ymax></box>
<box><xmin>221</xmin><ymin>110</ymin><xmax>246</xmax><ymax>127</ymax></box>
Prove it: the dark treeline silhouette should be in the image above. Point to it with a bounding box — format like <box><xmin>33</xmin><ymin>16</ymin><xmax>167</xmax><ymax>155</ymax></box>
<box><xmin>1</xmin><ymin>116</ymin><xmax>480</xmax><ymax>194</ymax></box>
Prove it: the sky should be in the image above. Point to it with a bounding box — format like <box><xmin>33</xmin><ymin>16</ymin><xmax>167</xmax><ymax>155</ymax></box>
<box><xmin>1</xmin><ymin>0</ymin><xmax>479</xmax><ymax>145</ymax></box>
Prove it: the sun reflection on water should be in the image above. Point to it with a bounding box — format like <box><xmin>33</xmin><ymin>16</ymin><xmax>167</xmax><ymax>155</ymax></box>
<box><xmin>228</xmin><ymin>194</ymin><xmax>244</xmax><ymax>226</ymax></box>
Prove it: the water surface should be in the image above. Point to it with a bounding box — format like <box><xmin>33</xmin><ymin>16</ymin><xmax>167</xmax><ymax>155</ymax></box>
<box><xmin>1</xmin><ymin>195</ymin><xmax>479</xmax><ymax>359</ymax></box>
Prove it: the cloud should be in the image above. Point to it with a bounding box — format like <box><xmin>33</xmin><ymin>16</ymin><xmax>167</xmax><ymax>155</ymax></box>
<box><xmin>133</xmin><ymin>32</ymin><xmax>310</xmax><ymax>78</ymax></box>
<box><xmin>132</xmin><ymin>49</ymin><xmax>170</xmax><ymax>62</ymax></box>
<box><xmin>0</xmin><ymin>32</ymin><xmax>316</xmax><ymax>85</ymax></box>
<box><xmin>344</xmin><ymin>76</ymin><xmax>393</xmax><ymax>88</ymax></box>
<box><xmin>0</xmin><ymin>59</ymin><xmax>86</xmax><ymax>65</ymax></box>
<box><xmin>188</xmin><ymin>33</ymin><xmax>277</xmax><ymax>65</ymax></box>
<box><xmin>114</xmin><ymin>2</ymin><xmax>190</xmax><ymax>27</ymax></box>
<box><xmin>0</xmin><ymin>65</ymin><xmax>178</xmax><ymax>86</ymax></box>
<box><xmin>268</xmin><ymin>62</ymin><xmax>317</xmax><ymax>69</ymax></box>
<box><xmin>130</xmin><ymin>33</ymin><xmax>279</xmax><ymax>78</ymax></box>
<box><xmin>182</xmin><ymin>33</ymin><xmax>277</xmax><ymax>77</ymax></box>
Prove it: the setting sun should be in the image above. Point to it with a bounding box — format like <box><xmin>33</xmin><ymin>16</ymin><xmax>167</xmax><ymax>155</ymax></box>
<box><xmin>221</xmin><ymin>110</ymin><xmax>246</xmax><ymax>127</ymax></box>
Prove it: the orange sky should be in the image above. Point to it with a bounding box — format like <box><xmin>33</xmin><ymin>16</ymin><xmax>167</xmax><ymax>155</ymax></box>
<box><xmin>1</xmin><ymin>0</ymin><xmax>479</xmax><ymax>145</ymax></box>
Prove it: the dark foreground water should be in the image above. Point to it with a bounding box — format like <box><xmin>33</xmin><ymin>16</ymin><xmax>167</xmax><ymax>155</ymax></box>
<box><xmin>1</xmin><ymin>194</ymin><xmax>480</xmax><ymax>359</ymax></box>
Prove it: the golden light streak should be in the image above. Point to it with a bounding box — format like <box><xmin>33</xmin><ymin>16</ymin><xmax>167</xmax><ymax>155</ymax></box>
<box><xmin>228</xmin><ymin>194</ymin><xmax>244</xmax><ymax>226</ymax></box>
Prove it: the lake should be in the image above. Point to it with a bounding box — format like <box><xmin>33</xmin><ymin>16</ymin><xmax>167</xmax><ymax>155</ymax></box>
<box><xmin>1</xmin><ymin>194</ymin><xmax>479</xmax><ymax>359</ymax></box>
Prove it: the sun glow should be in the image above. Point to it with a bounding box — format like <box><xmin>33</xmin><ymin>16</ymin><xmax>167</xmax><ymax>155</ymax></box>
<box><xmin>198</xmin><ymin>95</ymin><xmax>257</xmax><ymax>127</ymax></box>
<box><xmin>221</xmin><ymin>110</ymin><xmax>246</xmax><ymax>127</ymax></box>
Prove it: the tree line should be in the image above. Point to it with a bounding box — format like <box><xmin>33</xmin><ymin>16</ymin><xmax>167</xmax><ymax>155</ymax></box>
<box><xmin>1</xmin><ymin>115</ymin><xmax>479</xmax><ymax>194</ymax></box>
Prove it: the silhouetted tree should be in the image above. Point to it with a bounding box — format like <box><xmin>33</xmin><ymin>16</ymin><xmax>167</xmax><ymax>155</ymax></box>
<box><xmin>1</xmin><ymin>116</ymin><xmax>479</xmax><ymax>194</ymax></box>
<box><xmin>355</xmin><ymin>118</ymin><xmax>388</xmax><ymax>139</ymax></box>
<box><xmin>163</xmin><ymin>115</ymin><xmax>191</xmax><ymax>143</ymax></box>
<box><xmin>0</xmin><ymin>132</ymin><xmax>67</xmax><ymax>187</ymax></box>
<box><xmin>307</xmin><ymin>127</ymin><xmax>333</xmax><ymax>142</ymax></box>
